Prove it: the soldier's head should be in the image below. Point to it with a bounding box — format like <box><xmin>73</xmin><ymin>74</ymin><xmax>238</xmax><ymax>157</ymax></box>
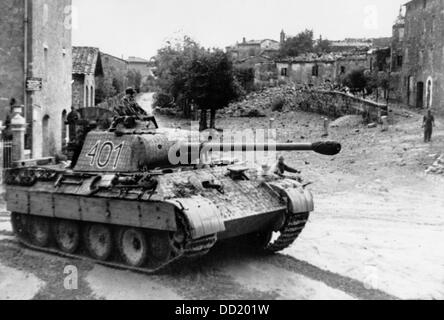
<box><xmin>126</xmin><ymin>87</ymin><xmax>136</xmax><ymax>97</ymax></box>
<box><xmin>278</xmin><ymin>156</ymin><xmax>285</xmax><ymax>164</ymax></box>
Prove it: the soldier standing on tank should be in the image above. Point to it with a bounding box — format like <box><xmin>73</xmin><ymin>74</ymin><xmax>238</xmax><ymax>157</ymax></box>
<box><xmin>422</xmin><ymin>110</ymin><xmax>435</xmax><ymax>143</ymax></box>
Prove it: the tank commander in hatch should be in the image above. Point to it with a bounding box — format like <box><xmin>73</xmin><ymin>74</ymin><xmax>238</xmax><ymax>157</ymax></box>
<box><xmin>117</xmin><ymin>87</ymin><xmax>148</xmax><ymax>118</ymax></box>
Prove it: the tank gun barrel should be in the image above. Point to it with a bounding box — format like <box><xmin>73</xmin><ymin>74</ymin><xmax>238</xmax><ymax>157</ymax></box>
<box><xmin>195</xmin><ymin>141</ymin><xmax>341</xmax><ymax>156</ymax></box>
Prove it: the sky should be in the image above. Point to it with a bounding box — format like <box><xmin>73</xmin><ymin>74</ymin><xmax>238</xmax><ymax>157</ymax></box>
<box><xmin>72</xmin><ymin>0</ymin><xmax>406</xmax><ymax>60</ymax></box>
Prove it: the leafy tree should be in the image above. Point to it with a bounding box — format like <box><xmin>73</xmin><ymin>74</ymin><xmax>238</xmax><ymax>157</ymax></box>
<box><xmin>127</xmin><ymin>69</ymin><xmax>142</xmax><ymax>91</ymax></box>
<box><xmin>342</xmin><ymin>69</ymin><xmax>368</xmax><ymax>95</ymax></box>
<box><xmin>95</xmin><ymin>77</ymin><xmax>117</xmax><ymax>104</ymax></box>
<box><xmin>315</xmin><ymin>36</ymin><xmax>331</xmax><ymax>53</ymax></box>
<box><xmin>95</xmin><ymin>66</ymin><xmax>124</xmax><ymax>103</ymax></box>
<box><xmin>234</xmin><ymin>67</ymin><xmax>255</xmax><ymax>93</ymax></box>
<box><xmin>279</xmin><ymin>29</ymin><xmax>314</xmax><ymax>57</ymax></box>
<box><xmin>152</xmin><ymin>37</ymin><xmax>239</xmax><ymax>130</ymax></box>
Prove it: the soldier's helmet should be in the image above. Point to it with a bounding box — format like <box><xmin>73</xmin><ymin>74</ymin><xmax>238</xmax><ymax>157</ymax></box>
<box><xmin>125</xmin><ymin>87</ymin><xmax>136</xmax><ymax>95</ymax></box>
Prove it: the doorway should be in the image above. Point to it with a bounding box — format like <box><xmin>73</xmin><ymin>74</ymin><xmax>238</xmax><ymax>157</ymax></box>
<box><xmin>42</xmin><ymin>115</ymin><xmax>50</xmax><ymax>157</ymax></box>
<box><xmin>416</xmin><ymin>82</ymin><xmax>424</xmax><ymax>108</ymax></box>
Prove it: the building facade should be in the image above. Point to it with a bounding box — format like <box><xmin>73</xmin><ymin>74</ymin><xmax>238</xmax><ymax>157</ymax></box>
<box><xmin>226</xmin><ymin>37</ymin><xmax>280</xmax><ymax>61</ymax></box>
<box><xmin>276</xmin><ymin>53</ymin><xmax>369</xmax><ymax>86</ymax></box>
<box><xmin>72</xmin><ymin>47</ymin><xmax>103</xmax><ymax>109</ymax></box>
<box><xmin>127</xmin><ymin>56</ymin><xmax>153</xmax><ymax>83</ymax></box>
<box><xmin>0</xmin><ymin>0</ymin><xmax>72</xmax><ymax>158</ymax></box>
<box><xmin>400</xmin><ymin>0</ymin><xmax>444</xmax><ymax>111</ymax></box>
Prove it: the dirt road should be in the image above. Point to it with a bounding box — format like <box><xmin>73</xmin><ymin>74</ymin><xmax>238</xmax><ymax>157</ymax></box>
<box><xmin>0</xmin><ymin>106</ymin><xmax>442</xmax><ymax>300</ymax></box>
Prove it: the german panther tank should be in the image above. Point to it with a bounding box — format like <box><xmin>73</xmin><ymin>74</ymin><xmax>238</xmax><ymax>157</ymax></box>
<box><xmin>5</xmin><ymin>113</ymin><xmax>341</xmax><ymax>273</ymax></box>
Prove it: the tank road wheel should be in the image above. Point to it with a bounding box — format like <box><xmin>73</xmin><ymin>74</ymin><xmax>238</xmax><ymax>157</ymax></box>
<box><xmin>84</xmin><ymin>224</ymin><xmax>113</xmax><ymax>261</ymax></box>
<box><xmin>54</xmin><ymin>220</ymin><xmax>80</xmax><ymax>254</ymax></box>
<box><xmin>147</xmin><ymin>231</ymin><xmax>175</xmax><ymax>264</ymax></box>
<box><xmin>118</xmin><ymin>228</ymin><xmax>148</xmax><ymax>267</ymax></box>
<box><xmin>11</xmin><ymin>213</ymin><xmax>28</xmax><ymax>238</ymax></box>
<box><xmin>28</xmin><ymin>216</ymin><xmax>52</xmax><ymax>247</ymax></box>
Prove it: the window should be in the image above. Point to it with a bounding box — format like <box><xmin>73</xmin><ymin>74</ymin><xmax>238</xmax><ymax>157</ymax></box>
<box><xmin>85</xmin><ymin>86</ymin><xmax>89</xmax><ymax>107</ymax></box>
<box><xmin>312</xmin><ymin>65</ymin><xmax>319</xmax><ymax>77</ymax></box>
<box><xmin>44</xmin><ymin>47</ymin><xmax>49</xmax><ymax>80</ymax></box>
<box><xmin>281</xmin><ymin>68</ymin><xmax>288</xmax><ymax>77</ymax></box>
<box><xmin>90</xmin><ymin>86</ymin><xmax>94</xmax><ymax>107</ymax></box>
<box><xmin>42</xmin><ymin>115</ymin><xmax>50</xmax><ymax>157</ymax></box>
<box><xmin>397</xmin><ymin>55</ymin><xmax>403</xmax><ymax>67</ymax></box>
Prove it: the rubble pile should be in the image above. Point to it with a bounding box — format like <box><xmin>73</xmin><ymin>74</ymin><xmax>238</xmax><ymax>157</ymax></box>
<box><xmin>223</xmin><ymin>86</ymin><xmax>297</xmax><ymax>117</ymax></box>
<box><xmin>425</xmin><ymin>155</ymin><xmax>444</xmax><ymax>175</ymax></box>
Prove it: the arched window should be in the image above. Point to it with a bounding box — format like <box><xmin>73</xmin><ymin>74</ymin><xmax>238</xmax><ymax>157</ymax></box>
<box><xmin>42</xmin><ymin>115</ymin><xmax>50</xmax><ymax>157</ymax></box>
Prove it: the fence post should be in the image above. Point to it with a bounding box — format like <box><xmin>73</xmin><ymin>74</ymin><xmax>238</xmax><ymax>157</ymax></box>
<box><xmin>11</xmin><ymin>106</ymin><xmax>26</xmax><ymax>163</ymax></box>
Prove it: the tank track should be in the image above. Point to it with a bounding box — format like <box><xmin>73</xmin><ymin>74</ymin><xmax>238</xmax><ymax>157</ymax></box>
<box><xmin>11</xmin><ymin>214</ymin><xmax>217</xmax><ymax>275</ymax></box>
<box><xmin>264</xmin><ymin>212</ymin><xmax>310</xmax><ymax>253</ymax></box>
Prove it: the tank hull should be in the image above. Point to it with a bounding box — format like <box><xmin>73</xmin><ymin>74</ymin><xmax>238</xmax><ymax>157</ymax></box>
<box><xmin>5</xmin><ymin>165</ymin><xmax>314</xmax><ymax>272</ymax></box>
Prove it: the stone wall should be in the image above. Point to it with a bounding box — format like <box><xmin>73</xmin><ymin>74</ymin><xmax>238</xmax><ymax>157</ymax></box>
<box><xmin>0</xmin><ymin>0</ymin><xmax>25</xmax><ymax>121</ymax></box>
<box><xmin>295</xmin><ymin>90</ymin><xmax>387</xmax><ymax>122</ymax></box>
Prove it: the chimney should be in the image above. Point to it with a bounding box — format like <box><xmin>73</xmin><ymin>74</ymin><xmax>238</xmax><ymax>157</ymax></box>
<box><xmin>243</xmin><ymin>37</ymin><xmax>246</xmax><ymax>44</ymax></box>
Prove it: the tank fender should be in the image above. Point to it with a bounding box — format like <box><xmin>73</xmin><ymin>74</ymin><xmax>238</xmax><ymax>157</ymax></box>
<box><xmin>167</xmin><ymin>197</ymin><xmax>225</xmax><ymax>239</ymax></box>
<box><xmin>267</xmin><ymin>180</ymin><xmax>314</xmax><ymax>214</ymax></box>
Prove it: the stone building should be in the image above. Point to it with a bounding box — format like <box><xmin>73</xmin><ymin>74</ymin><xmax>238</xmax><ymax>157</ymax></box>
<box><xmin>72</xmin><ymin>47</ymin><xmax>103</xmax><ymax>109</ymax></box>
<box><xmin>276</xmin><ymin>53</ymin><xmax>369</xmax><ymax>86</ymax></box>
<box><xmin>398</xmin><ymin>0</ymin><xmax>444</xmax><ymax>111</ymax></box>
<box><xmin>127</xmin><ymin>56</ymin><xmax>153</xmax><ymax>83</ymax></box>
<box><xmin>226</xmin><ymin>37</ymin><xmax>280</xmax><ymax>61</ymax></box>
<box><xmin>0</xmin><ymin>0</ymin><xmax>72</xmax><ymax>158</ymax></box>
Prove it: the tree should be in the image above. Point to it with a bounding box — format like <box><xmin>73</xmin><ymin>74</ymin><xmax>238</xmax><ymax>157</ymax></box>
<box><xmin>342</xmin><ymin>69</ymin><xmax>368</xmax><ymax>96</ymax></box>
<box><xmin>234</xmin><ymin>67</ymin><xmax>255</xmax><ymax>93</ymax></box>
<box><xmin>315</xmin><ymin>36</ymin><xmax>331</xmax><ymax>54</ymax></box>
<box><xmin>127</xmin><ymin>69</ymin><xmax>142</xmax><ymax>91</ymax></box>
<box><xmin>279</xmin><ymin>29</ymin><xmax>314</xmax><ymax>57</ymax></box>
<box><xmin>186</xmin><ymin>49</ymin><xmax>239</xmax><ymax>130</ymax></box>
<box><xmin>95</xmin><ymin>77</ymin><xmax>117</xmax><ymax>104</ymax></box>
<box><xmin>152</xmin><ymin>37</ymin><xmax>239</xmax><ymax>130</ymax></box>
<box><xmin>95</xmin><ymin>66</ymin><xmax>123</xmax><ymax>103</ymax></box>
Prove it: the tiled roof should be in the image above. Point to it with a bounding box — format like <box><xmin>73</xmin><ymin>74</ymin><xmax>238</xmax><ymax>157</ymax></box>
<box><xmin>72</xmin><ymin>47</ymin><xmax>102</xmax><ymax>75</ymax></box>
